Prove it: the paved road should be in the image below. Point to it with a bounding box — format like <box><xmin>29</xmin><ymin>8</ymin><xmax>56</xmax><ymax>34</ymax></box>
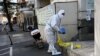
<box><xmin>0</xmin><ymin>32</ymin><xmax>62</xmax><ymax>56</ymax></box>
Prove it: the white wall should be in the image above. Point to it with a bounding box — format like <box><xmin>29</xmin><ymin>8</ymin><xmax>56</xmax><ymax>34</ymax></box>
<box><xmin>10</xmin><ymin>0</ymin><xmax>17</xmax><ymax>3</ymax></box>
<box><xmin>0</xmin><ymin>0</ymin><xmax>3</xmax><ymax>2</ymax></box>
<box><xmin>55</xmin><ymin>2</ymin><xmax>78</xmax><ymax>41</ymax></box>
<box><xmin>51</xmin><ymin>0</ymin><xmax>77</xmax><ymax>4</ymax></box>
<box><xmin>95</xmin><ymin>0</ymin><xmax>100</xmax><ymax>56</ymax></box>
<box><xmin>36</xmin><ymin>4</ymin><xmax>55</xmax><ymax>41</ymax></box>
<box><xmin>34</xmin><ymin>0</ymin><xmax>39</xmax><ymax>8</ymax></box>
<box><xmin>51</xmin><ymin>0</ymin><xmax>94</xmax><ymax>19</ymax></box>
<box><xmin>36</xmin><ymin>5</ymin><xmax>55</xmax><ymax>25</ymax></box>
<box><xmin>78</xmin><ymin>0</ymin><xmax>86</xmax><ymax>11</ymax></box>
<box><xmin>78</xmin><ymin>0</ymin><xmax>94</xmax><ymax>19</ymax></box>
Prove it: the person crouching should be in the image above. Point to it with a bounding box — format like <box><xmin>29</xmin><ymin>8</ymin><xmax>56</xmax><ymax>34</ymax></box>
<box><xmin>28</xmin><ymin>26</ymin><xmax>44</xmax><ymax>49</ymax></box>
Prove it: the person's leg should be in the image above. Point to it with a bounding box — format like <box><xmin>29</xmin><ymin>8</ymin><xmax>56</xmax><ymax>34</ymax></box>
<box><xmin>2</xmin><ymin>24</ymin><xmax>6</xmax><ymax>31</ymax></box>
<box><xmin>44</xmin><ymin>28</ymin><xmax>61</xmax><ymax>55</ymax></box>
<box><xmin>48</xmin><ymin>42</ymin><xmax>56</xmax><ymax>52</ymax></box>
<box><xmin>33</xmin><ymin>34</ymin><xmax>44</xmax><ymax>48</ymax></box>
<box><xmin>48</xmin><ymin>42</ymin><xmax>61</xmax><ymax>55</ymax></box>
<box><xmin>22</xmin><ymin>23</ymin><xmax>24</xmax><ymax>31</ymax></box>
<box><xmin>47</xmin><ymin>33</ymin><xmax>61</xmax><ymax>55</ymax></box>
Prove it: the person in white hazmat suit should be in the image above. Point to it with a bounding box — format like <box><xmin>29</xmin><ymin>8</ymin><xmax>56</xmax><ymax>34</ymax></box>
<box><xmin>44</xmin><ymin>10</ymin><xmax>65</xmax><ymax>55</ymax></box>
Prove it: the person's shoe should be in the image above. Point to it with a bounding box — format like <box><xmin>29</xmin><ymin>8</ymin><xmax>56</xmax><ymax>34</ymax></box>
<box><xmin>47</xmin><ymin>50</ymin><xmax>52</xmax><ymax>53</ymax></box>
<box><xmin>52</xmin><ymin>52</ymin><xmax>61</xmax><ymax>55</ymax></box>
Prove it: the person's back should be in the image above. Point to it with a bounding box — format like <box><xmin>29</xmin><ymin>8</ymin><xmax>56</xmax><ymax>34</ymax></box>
<box><xmin>28</xmin><ymin>26</ymin><xmax>44</xmax><ymax>48</ymax></box>
<box><xmin>45</xmin><ymin>15</ymin><xmax>55</xmax><ymax>33</ymax></box>
<box><xmin>45</xmin><ymin>14</ymin><xmax>60</xmax><ymax>33</ymax></box>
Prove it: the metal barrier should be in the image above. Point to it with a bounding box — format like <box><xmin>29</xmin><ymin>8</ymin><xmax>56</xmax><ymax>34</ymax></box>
<box><xmin>24</xmin><ymin>16</ymin><xmax>34</xmax><ymax>31</ymax></box>
<box><xmin>25</xmin><ymin>17</ymin><xmax>34</xmax><ymax>26</ymax></box>
<box><xmin>0</xmin><ymin>47</ymin><xmax>13</xmax><ymax>56</ymax></box>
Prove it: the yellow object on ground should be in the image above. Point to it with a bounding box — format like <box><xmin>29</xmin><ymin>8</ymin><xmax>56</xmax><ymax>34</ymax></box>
<box><xmin>57</xmin><ymin>35</ymin><xmax>81</xmax><ymax>49</ymax></box>
<box><xmin>74</xmin><ymin>44</ymin><xmax>81</xmax><ymax>49</ymax></box>
<box><xmin>57</xmin><ymin>35</ymin><xmax>72</xmax><ymax>48</ymax></box>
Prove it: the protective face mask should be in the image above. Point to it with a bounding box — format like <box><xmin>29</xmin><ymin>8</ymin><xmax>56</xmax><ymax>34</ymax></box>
<box><xmin>58</xmin><ymin>13</ymin><xmax>65</xmax><ymax>19</ymax></box>
<box><xmin>58</xmin><ymin>10</ymin><xmax>65</xmax><ymax>19</ymax></box>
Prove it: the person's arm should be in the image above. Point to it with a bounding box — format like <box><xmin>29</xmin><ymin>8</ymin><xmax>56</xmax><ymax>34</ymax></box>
<box><xmin>51</xmin><ymin>16</ymin><xmax>60</xmax><ymax>31</ymax></box>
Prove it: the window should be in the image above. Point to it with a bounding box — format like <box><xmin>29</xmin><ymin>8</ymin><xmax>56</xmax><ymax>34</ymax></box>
<box><xmin>86</xmin><ymin>0</ymin><xmax>94</xmax><ymax>10</ymax></box>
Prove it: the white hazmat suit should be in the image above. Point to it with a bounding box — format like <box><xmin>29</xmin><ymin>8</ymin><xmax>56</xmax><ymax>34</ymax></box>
<box><xmin>44</xmin><ymin>10</ymin><xmax>65</xmax><ymax>55</ymax></box>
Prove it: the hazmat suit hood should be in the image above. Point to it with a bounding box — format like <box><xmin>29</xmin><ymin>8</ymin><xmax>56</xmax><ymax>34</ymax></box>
<box><xmin>57</xmin><ymin>10</ymin><xmax>65</xmax><ymax>19</ymax></box>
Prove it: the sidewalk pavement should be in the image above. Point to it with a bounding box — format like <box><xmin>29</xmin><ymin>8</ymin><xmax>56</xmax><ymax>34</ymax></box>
<box><xmin>0</xmin><ymin>32</ymin><xmax>59</xmax><ymax>56</ymax></box>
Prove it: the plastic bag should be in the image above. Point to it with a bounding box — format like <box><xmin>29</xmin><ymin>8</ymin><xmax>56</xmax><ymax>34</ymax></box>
<box><xmin>57</xmin><ymin>34</ymin><xmax>81</xmax><ymax>49</ymax></box>
<box><xmin>57</xmin><ymin>35</ymin><xmax>72</xmax><ymax>48</ymax></box>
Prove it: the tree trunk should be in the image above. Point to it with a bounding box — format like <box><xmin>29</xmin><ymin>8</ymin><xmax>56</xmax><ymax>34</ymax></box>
<box><xmin>3</xmin><ymin>0</ymin><xmax>14</xmax><ymax>31</ymax></box>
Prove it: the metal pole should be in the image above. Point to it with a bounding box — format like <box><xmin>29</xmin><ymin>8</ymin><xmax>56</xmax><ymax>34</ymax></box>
<box><xmin>33</xmin><ymin>0</ymin><xmax>38</xmax><ymax>29</ymax></box>
<box><xmin>4</xmin><ymin>27</ymin><xmax>13</xmax><ymax>45</ymax></box>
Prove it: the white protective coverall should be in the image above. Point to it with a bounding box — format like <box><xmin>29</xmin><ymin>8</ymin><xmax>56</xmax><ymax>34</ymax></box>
<box><xmin>44</xmin><ymin>10</ymin><xmax>65</xmax><ymax>55</ymax></box>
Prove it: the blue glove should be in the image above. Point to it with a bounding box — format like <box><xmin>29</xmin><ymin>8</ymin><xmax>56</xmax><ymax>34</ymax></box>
<box><xmin>58</xmin><ymin>27</ymin><xmax>66</xmax><ymax>34</ymax></box>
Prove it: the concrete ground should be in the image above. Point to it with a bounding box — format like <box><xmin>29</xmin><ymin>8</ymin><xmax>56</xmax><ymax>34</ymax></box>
<box><xmin>0</xmin><ymin>32</ymin><xmax>63</xmax><ymax>56</ymax></box>
<box><xmin>0</xmin><ymin>25</ymin><xmax>94</xmax><ymax>56</ymax></box>
<box><xmin>67</xmin><ymin>41</ymin><xmax>94</xmax><ymax>56</ymax></box>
